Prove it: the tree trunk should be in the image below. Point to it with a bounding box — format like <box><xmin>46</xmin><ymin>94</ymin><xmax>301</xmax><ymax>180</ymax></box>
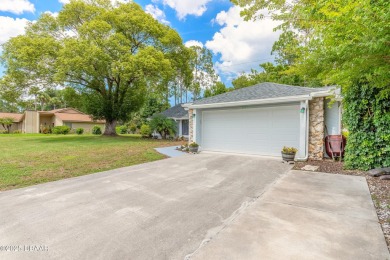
<box><xmin>103</xmin><ymin>120</ymin><xmax>118</xmax><ymax>136</ymax></box>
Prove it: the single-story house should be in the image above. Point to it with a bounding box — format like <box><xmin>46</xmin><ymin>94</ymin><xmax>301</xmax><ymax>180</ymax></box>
<box><xmin>0</xmin><ymin>108</ymin><xmax>105</xmax><ymax>133</ymax></box>
<box><xmin>183</xmin><ymin>82</ymin><xmax>342</xmax><ymax>160</ymax></box>
<box><xmin>160</xmin><ymin>104</ymin><xmax>189</xmax><ymax>139</ymax></box>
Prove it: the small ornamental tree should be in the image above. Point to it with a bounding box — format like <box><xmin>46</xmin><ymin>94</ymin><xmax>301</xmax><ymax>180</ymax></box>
<box><xmin>149</xmin><ymin>114</ymin><xmax>177</xmax><ymax>139</ymax></box>
<box><xmin>0</xmin><ymin>117</ymin><xmax>13</xmax><ymax>133</ymax></box>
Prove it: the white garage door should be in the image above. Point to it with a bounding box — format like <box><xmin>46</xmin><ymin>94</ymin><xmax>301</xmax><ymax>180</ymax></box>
<box><xmin>201</xmin><ymin>105</ymin><xmax>300</xmax><ymax>156</ymax></box>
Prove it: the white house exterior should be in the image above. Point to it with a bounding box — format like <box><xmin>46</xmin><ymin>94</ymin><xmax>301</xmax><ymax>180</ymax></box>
<box><xmin>160</xmin><ymin>104</ymin><xmax>189</xmax><ymax>139</ymax></box>
<box><xmin>184</xmin><ymin>82</ymin><xmax>342</xmax><ymax>160</ymax></box>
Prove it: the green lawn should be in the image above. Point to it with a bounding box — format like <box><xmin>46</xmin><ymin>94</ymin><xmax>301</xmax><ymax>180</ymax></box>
<box><xmin>0</xmin><ymin>134</ymin><xmax>183</xmax><ymax>191</ymax></box>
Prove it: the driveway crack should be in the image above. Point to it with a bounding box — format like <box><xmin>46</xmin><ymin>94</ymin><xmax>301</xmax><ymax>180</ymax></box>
<box><xmin>184</xmin><ymin>170</ymin><xmax>290</xmax><ymax>259</ymax></box>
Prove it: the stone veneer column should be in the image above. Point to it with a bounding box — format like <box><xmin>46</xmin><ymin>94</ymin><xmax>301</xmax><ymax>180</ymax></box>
<box><xmin>188</xmin><ymin>109</ymin><xmax>193</xmax><ymax>143</ymax></box>
<box><xmin>309</xmin><ymin>97</ymin><xmax>325</xmax><ymax>160</ymax></box>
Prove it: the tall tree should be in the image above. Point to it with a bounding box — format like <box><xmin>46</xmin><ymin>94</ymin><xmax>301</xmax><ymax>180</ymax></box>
<box><xmin>204</xmin><ymin>82</ymin><xmax>229</xmax><ymax>98</ymax></box>
<box><xmin>1</xmin><ymin>0</ymin><xmax>186</xmax><ymax>135</ymax></box>
<box><xmin>189</xmin><ymin>46</ymin><xmax>218</xmax><ymax>100</ymax></box>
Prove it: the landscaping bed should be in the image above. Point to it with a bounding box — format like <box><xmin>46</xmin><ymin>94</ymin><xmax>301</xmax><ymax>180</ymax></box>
<box><xmin>294</xmin><ymin>159</ymin><xmax>390</xmax><ymax>251</ymax></box>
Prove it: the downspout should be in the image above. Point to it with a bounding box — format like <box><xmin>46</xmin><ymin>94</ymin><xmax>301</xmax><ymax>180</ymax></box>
<box><xmin>296</xmin><ymin>100</ymin><xmax>310</xmax><ymax>161</ymax></box>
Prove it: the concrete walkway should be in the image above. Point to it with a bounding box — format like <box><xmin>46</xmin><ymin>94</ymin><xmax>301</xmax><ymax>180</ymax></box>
<box><xmin>192</xmin><ymin>170</ymin><xmax>390</xmax><ymax>259</ymax></box>
<box><xmin>154</xmin><ymin>146</ymin><xmax>188</xmax><ymax>157</ymax></box>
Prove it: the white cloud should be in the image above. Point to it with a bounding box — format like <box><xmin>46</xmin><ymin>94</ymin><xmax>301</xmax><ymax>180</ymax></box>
<box><xmin>205</xmin><ymin>6</ymin><xmax>280</xmax><ymax>78</ymax></box>
<box><xmin>155</xmin><ymin>0</ymin><xmax>212</xmax><ymax>20</ymax></box>
<box><xmin>145</xmin><ymin>4</ymin><xmax>170</xmax><ymax>25</ymax></box>
<box><xmin>185</xmin><ymin>40</ymin><xmax>203</xmax><ymax>48</ymax></box>
<box><xmin>44</xmin><ymin>11</ymin><xmax>59</xmax><ymax>17</ymax></box>
<box><xmin>0</xmin><ymin>16</ymin><xmax>29</xmax><ymax>44</ymax></box>
<box><xmin>59</xmin><ymin>0</ymin><xmax>130</xmax><ymax>4</ymax></box>
<box><xmin>0</xmin><ymin>0</ymin><xmax>35</xmax><ymax>14</ymax></box>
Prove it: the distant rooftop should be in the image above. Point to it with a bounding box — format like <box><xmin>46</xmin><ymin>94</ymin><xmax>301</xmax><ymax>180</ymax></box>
<box><xmin>161</xmin><ymin>104</ymin><xmax>188</xmax><ymax>119</ymax></box>
<box><xmin>0</xmin><ymin>112</ymin><xmax>24</xmax><ymax>122</ymax></box>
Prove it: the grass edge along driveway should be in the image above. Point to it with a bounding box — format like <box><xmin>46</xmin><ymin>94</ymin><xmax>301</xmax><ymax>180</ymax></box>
<box><xmin>0</xmin><ymin>134</ymin><xmax>183</xmax><ymax>191</ymax></box>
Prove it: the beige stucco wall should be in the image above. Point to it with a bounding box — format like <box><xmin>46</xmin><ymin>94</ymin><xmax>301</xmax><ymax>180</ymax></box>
<box><xmin>308</xmin><ymin>97</ymin><xmax>325</xmax><ymax>160</ymax></box>
<box><xmin>0</xmin><ymin>122</ymin><xmax>22</xmax><ymax>132</ymax></box>
<box><xmin>24</xmin><ymin>111</ymin><xmax>39</xmax><ymax>133</ymax></box>
<box><xmin>71</xmin><ymin>122</ymin><xmax>106</xmax><ymax>133</ymax></box>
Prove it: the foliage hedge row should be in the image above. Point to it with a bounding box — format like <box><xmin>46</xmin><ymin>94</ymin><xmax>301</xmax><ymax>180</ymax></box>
<box><xmin>343</xmin><ymin>83</ymin><xmax>390</xmax><ymax>170</ymax></box>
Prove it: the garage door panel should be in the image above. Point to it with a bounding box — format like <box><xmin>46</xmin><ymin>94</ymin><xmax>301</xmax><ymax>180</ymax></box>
<box><xmin>201</xmin><ymin>105</ymin><xmax>300</xmax><ymax>156</ymax></box>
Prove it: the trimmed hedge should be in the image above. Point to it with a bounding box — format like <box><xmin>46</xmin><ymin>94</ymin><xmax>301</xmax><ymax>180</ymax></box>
<box><xmin>76</xmin><ymin>128</ymin><xmax>84</xmax><ymax>135</ymax></box>
<box><xmin>92</xmin><ymin>125</ymin><xmax>102</xmax><ymax>135</ymax></box>
<box><xmin>343</xmin><ymin>83</ymin><xmax>390</xmax><ymax>170</ymax></box>
<box><xmin>140</xmin><ymin>124</ymin><xmax>151</xmax><ymax>138</ymax></box>
<box><xmin>52</xmin><ymin>126</ymin><xmax>70</xmax><ymax>135</ymax></box>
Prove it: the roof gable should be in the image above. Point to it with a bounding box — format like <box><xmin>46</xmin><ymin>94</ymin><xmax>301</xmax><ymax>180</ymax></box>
<box><xmin>161</xmin><ymin>104</ymin><xmax>188</xmax><ymax>119</ymax></box>
<box><xmin>48</xmin><ymin>108</ymin><xmax>85</xmax><ymax>114</ymax></box>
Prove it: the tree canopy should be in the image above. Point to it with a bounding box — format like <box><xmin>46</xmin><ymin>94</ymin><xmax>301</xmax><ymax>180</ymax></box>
<box><xmin>232</xmin><ymin>62</ymin><xmax>312</xmax><ymax>89</ymax></box>
<box><xmin>1</xmin><ymin>0</ymin><xmax>187</xmax><ymax>135</ymax></box>
<box><xmin>232</xmin><ymin>0</ymin><xmax>390</xmax><ymax>169</ymax></box>
<box><xmin>232</xmin><ymin>0</ymin><xmax>390</xmax><ymax>91</ymax></box>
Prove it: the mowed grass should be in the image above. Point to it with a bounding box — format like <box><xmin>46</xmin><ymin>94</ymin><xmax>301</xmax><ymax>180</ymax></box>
<box><xmin>0</xmin><ymin>134</ymin><xmax>183</xmax><ymax>191</ymax></box>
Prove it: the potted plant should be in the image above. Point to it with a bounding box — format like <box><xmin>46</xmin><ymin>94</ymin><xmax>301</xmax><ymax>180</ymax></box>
<box><xmin>281</xmin><ymin>146</ymin><xmax>298</xmax><ymax>162</ymax></box>
<box><xmin>189</xmin><ymin>142</ymin><xmax>199</xmax><ymax>153</ymax></box>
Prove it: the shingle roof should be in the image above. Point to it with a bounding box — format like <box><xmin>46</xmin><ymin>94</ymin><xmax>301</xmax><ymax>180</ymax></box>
<box><xmin>0</xmin><ymin>112</ymin><xmax>24</xmax><ymax>122</ymax></box>
<box><xmin>193</xmin><ymin>82</ymin><xmax>333</xmax><ymax>105</ymax></box>
<box><xmin>55</xmin><ymin>112</ymin><xmax>105</xmax><ymax>123</ymax></box>
<box><xmin>161</xmin><ymin>104</ymin><xmax>188</xmax><ymax>119</ymax></box>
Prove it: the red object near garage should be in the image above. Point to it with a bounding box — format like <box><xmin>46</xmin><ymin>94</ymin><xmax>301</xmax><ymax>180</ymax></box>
<box><xmin>325</xmin><ymin>135</ymin><xmax>346</xmax><ymax>159</ymax></box>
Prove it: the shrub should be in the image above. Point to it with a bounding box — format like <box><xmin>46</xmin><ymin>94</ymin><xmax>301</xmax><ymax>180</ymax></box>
<box><xmin>52</xmin><ymin>125</ymin><xmax>70</xmax><ymax>135</ymax></box>
<box><xmin>129</xmin><ymin>123</ymin><xmax>137</xmax><ymax>134</ymax></box>
<box><xmin>41</xmin><ymin>126</ymin><xmax>51</xmax><ymax>134</ymax></box>
<box><xmin>0</xmin><ymin>117</ymin><xmax>13</xmax><ymax>133</ymax></box>
<box><xmin>76</xmin><ymin>128</ymin><xmax>84</xmax><ymax>135</ymax></box>
<box><xmin>118</xmin><ymin>125</ymin><xmax>128</xmax><ymax>134</ymax></box>
<box><xmin>281</xmin><ymin>146</ymin><xmax>298</xmax><ymax>154</ymax></box>
<box><xmin>140</xmin><ymin>124</ymin><xmax>151</xmax><ymax>138</ymax></box>
<box><xmin>13</xmin><ymin>130</ymin><xmax>22</xmax><ymax>134</ymax></box>
<box><xmin>343</xmin><ymin>82</ymin><xmax>390</xmax><ymax>170</ymax></box>
<box><xmin>0</xmin><ymin>130</ymin><xmax>8</xmax><ymax>134</ymax></box>
<box><xmin>149</xmin><ymin>114</ymin><xmax>177</xmax><ymax>139</ymax></box>
<box><xmin>92</xmin><ymin>125</ymin><xmax>102</xmax><ymax>135</ymax></box>
<box><xmin>189</xmin><ymin>142</ymin><xmax>199</xmax><ymax>148</ymax></box>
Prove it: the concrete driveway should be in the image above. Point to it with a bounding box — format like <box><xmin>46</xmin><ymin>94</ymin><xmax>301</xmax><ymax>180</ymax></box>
<box><xmin>193</xmin><ymin>170</ymin><xmax>390</xmax><ymax>260</ymax></box>
<box><xmin>0</xmin><ymin>153</ymin><xmax>290</xmax><ymax>260</ymax></box>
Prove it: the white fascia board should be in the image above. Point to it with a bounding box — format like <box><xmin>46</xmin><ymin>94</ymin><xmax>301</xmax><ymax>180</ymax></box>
<box><xmin>181</xmin><ymin>103</ymin><xmax>193</xmax><ymax>110</ymax></box>
<box><xmin>188</xmin><ymin>95</ymin><xmax>311</xmax><ymax>109</ymax></box>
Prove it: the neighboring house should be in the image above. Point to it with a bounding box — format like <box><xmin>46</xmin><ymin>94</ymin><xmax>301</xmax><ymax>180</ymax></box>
<box><xmin>160</xmin><ymin>104</ymin><xmax>189</xmax><ymax>138</ymax></box>
<box><xmin>0</xmin><ymin>108</ymin><xmax>105</xmax><ymax>133</ymax></box>
<box><xmin>184</xmin><ymin>82</ymin><xmax>342</xmax><ymax>160</ymax></box>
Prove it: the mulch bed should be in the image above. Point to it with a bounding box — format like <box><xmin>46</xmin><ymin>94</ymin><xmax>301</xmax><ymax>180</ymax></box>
<box><xmin>293</xmin><ymin>159</ymin><xmax>390</xmax><ymax>251</ymax></box>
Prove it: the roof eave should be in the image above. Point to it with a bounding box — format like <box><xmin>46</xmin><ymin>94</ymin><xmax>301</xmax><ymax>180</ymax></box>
<box><xmin>188</xmin><ymin>95</ymin><xmax>313</xmax><ymax>109</ymax></box>
<box><xmin>61</xmin><ymin>120</ymin><xmax>105</xmax><ymax>123</ymax></box>
<box><xmin>170</xmin><ymin>117</ymin><xmax>189</xmax><ymax>120</ymax></box>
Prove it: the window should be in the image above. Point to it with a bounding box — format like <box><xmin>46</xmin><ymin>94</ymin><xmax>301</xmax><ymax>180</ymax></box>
<box><xmin>182</xmin><ymin>120</ymin><xmax>189</xmax><ymax>136</ymax></box>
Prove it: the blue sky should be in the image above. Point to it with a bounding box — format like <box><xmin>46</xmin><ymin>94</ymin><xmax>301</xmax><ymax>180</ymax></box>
<box><xmin>0</xmin><ymin>0</ymin><xmax>280</xmax><ymax>86</ymax></box>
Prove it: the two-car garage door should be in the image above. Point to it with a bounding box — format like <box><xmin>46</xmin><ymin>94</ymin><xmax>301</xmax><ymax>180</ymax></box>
<box><xmin>201</xmin><ymin>104</ymin><xmax>300</xmax><ymax>156</ymax></box>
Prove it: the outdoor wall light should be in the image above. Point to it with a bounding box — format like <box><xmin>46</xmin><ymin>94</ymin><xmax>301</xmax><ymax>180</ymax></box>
<box><xmin>300</xmin><ymin>107</ymin><xmax>306</xmax><ymax>113</ymax></box>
